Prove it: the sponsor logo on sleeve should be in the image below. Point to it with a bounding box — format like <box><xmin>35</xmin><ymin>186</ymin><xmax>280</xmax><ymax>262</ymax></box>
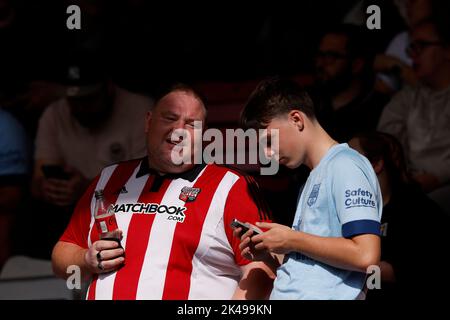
<box><xmin>345</xmin><ymin>188</ymin><xmax>376</xmax><ymax>209</ymax></box>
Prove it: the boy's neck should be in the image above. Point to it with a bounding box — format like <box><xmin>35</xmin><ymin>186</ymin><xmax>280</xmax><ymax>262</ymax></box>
<box><xmin>304</xmin><ymin>124</ymin><xmax>338</xmax><ymax>170</ymax></box>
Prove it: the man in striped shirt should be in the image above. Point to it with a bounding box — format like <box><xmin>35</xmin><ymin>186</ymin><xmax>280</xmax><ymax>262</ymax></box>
<box><xmin>51</xmin><ymin>83</ymin><xmax>273</xmax><ymax>300</ymax></box>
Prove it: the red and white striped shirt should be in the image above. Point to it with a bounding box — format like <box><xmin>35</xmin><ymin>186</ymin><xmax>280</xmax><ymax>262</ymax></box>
<box><xmin>60</xmin><ymin>158</ymin><xmax>270</xmax><ymax>300</ymax></box>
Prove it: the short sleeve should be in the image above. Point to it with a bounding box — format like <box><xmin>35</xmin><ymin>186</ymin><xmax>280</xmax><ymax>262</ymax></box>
<box><xmin>223</xmin><ymin>175</ymin><xmax>272</xmax><ymax>266</ymax></box>
<box><xmin>331</xmin><ymin>156</ymin><xmax>381</xmax><ymax>239</ymax></box>
<box><xmin>59</xmin><ymin>175</ymin><xmax>99</xmax><ymax>248</ymax></box>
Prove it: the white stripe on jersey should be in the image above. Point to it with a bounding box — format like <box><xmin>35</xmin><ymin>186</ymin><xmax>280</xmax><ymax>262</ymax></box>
<box><xmin>135</xmin><ymin>169</ymin><xmax>205</xmax><ymax>299</ymax></box>
<box><xmin>86</xmin><ymin>164</ymin><xmax>117</xmax><ymax>300</ymax></box>
<box><xmin>188</xmin><ymin>171</ymin><xmax>241</xmax><ymax>299</ymax></box>
<box><xmin>93</xmin><ymin>164</ymin><xmax>148</xmax><ymax>300</ymax></box>
<box><xmin>87</xmin><ymin>164</ymin><xmax>118</xmax><ymax>248</ymax></box>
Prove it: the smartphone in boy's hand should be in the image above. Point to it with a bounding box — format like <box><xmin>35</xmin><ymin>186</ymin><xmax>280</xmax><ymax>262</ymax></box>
<box><xmin>230</xmin><ymin>219</ymin><xmax>262</xmax><ymax>237</ymax></box>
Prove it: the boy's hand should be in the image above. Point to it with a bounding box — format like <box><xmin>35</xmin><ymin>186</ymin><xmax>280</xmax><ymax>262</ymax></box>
<box><xmin>251</xmin><ymin>222</ymin><xmax>295</xmax><ymax>255</ymax></box>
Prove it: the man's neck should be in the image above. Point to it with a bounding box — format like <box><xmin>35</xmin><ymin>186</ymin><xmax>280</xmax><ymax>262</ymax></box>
<box><xmin>304</xmin><ymin>124</ymin><xmax>338</xmax><ymax>170</ymax></box>
<box><xmin>331</xmin><ymin>80</ymin><xmax>363</xmax><ymax>110</ymax></box>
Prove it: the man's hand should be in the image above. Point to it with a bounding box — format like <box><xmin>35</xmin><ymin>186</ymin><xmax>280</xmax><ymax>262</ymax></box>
<box><xmin>374</xmin><ymin>54</ymin><xmax>404</xmax><ymax>73</ymax></box>
<box><xmin>85</xmin><ymin>238</ymin><xmax>125</xmax><ymax>274</ymax></box>
<box><xmin>42</xmin><ymin>166</ymin><xmax>88</xmax><ymax>206</ymax></box>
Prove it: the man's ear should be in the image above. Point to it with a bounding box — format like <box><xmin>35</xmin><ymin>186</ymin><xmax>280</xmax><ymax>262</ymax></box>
<box><xmin>289</xmin><ymin>110</ymin><xmax>305</xmax><ymax>131</ymax></box>
<box><xmin>372</xmin><ymin>158</ymin><xmax>384</xmax><ymax>175</ymax></box>
<box><xmin>145</xmin><ymin>111</ymin><xmax>152</xmax><ymax>133</ymax></box>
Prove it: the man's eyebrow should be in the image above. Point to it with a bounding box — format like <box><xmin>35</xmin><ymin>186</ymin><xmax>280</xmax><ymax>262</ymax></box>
<box><xmin>161</xmin><ymin>111</ymin><xmax>178</xmax><ymax>117</ymax></box>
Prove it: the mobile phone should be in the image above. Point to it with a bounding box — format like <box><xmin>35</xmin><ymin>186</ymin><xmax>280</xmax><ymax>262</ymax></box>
<box><xmin>230</xmin><ymin>219</ymin><xmax>261</xmax><ymax>236</ymax></box>
<box><xmin>41</xmin><ymin>165</ymin><xmax>71</xmax><ymax>180</ymax></box>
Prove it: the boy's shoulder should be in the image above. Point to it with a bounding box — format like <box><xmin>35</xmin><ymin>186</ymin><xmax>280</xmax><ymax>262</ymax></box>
<box><xmin>326</xmin><ymin>144</ymin><xmax>368</xmax><ymax>170</ymax></box>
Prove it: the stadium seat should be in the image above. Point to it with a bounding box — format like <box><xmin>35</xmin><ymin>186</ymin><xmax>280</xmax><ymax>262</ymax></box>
<box><xmin>0</xmin><ymin>255</ymin><xmax>75</xmax><ymax>300</ymax></box>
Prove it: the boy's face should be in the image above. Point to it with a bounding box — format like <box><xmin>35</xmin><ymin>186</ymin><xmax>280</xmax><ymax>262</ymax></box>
<box><xmin>263</xmin><ymin>114</ymin><xmax>304</xmax><ymax>169</ymax></box>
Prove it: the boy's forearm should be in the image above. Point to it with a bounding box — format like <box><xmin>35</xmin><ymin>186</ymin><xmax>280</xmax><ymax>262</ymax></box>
<box><xmin>286</xmin><ymin>231</ymin><xmax>380</xmax><ymax>273</ymax></box>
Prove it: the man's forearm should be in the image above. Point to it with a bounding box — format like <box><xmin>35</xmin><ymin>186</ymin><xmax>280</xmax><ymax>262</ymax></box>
<box><xmin>52</xmin><ymin>241</ymin><xmax>91</xmax><ymax>280</ymax></box>
<box><xmin>286</xmin><ymin>231</ymin><xmax>380</xmax><ymax>273</ymax></box>
<box><xmin>233</xmin><ymin>262</ymin><xmax>275</xmax><ymax>300</ymax></box>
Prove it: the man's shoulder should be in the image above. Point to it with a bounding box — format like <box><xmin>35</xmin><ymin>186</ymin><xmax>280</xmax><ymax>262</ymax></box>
<box><xmin>207</xmin><ymin>164</ymin><xmax>251</xmax><ymax>180</ymax></box>
<box><xmin>389</xmin><ymin>84</ymin><xmax>420</xmax><ymax>105</ymax></box>
<box><xmin>39</xmin><ymin>99</ymin><xmax>70</xmax><ymax>122</ymax></box>
<box><xmin>100</xmin><ymin>157</ymin><xmax>144</xmax><ymax>175</ymax></box>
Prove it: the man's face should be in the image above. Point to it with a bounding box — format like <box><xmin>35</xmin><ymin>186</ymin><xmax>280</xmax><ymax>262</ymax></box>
<box><xmin>409</xmin><ymin>23</ymin><xmax>450</xmax><ymax>84</ymax></box>
<box><xmin>263</xmin><ymin>114</ymin><xmax>304</xmax><ymax>169</ymax></box>
<box><xmin>145</xmin><ymin>90</ymin><xmax>206</xmax><ymax>174</ymax></box>
<box><xmin>315</xmin><ymin>33</ymin><xmax>353</xmax><ymax>92</ymax></box>
<box><xmin>406</xmin><ymin>0</ymin><xmax>432</xmax><ymax>27</ymax></box>
<box><xmin>67</xmin><ymin>86</ymin><xmax>111</xmax><ymax>128</ymax></box>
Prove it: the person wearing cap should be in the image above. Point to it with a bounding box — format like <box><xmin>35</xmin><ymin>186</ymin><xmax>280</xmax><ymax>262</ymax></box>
<box><xmin>30</xmin><ymin>63</ymin><xmax>152</xmax><ymax>258</ymax></box>
<box><xmin>32</xmin><ymin>64</ymin><xmax>152</xmax><ymax>207</ymax></box>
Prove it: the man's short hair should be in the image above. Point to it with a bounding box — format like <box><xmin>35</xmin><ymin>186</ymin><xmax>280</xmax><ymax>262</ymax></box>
<box><xmin>240</xmin><ymin>77</ymin><xmax>316</xmax><ymax>129</ymax></box>
<box><xmin>321</xmin><ymin>24</ymin><xmax>371</xmax><ymax>60</ymax></box>
<box><xmin>152</xmin><ymin>82</ymin><xmax>207</xmax><ymax>111</ymax></box>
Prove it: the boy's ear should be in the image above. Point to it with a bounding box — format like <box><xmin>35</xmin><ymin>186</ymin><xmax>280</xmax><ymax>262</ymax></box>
<box><xmin>289</xmin><ymin>110</ymin><xmax>305</xmax><ymax>131</ymax></box>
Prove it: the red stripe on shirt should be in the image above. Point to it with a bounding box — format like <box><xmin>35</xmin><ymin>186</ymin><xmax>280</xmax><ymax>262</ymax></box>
<box><xmin>112</xmin><ymin>176</ymin><xmax>172</xmax><ymax>300</ymax></box>
<box><xmin>60</xmin><ymin>175</ymin><xmax>100</xmax><ymax>248</ymax></box>
<box><xmin>162</xmin><ymin>165</ymin><xmax>228</xmax><ymax>299</ymax></box>
<box><xmin>87</xmin><ymin>159</ymin><xmax>141</xmax><ymax>300</ymax></box>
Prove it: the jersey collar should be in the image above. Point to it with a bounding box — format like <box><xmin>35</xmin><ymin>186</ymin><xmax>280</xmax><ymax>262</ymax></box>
<box><xmin>136</xmin><ymin>157</ymin><xmax>206</xmax><ymax>182</ymax></box>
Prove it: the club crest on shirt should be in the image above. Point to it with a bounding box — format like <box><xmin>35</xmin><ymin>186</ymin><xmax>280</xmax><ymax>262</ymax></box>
<box><xmin>307</xmin><ymin>184</ymin><xmax>321</xmax><ymax>207</ymax></box>
<box><xmin>179</xmin><ymin>187</ymin><xmax>201</xmax><ymax>203</ymax></box>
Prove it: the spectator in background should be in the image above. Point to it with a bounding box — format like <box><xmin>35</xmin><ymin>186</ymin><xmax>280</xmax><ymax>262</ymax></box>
<box><xmin>349</xmin><ymin>132</ymin><xmax>449</xmax><ymax>300</ymax></box>
<box><xmin>310</xmin><ymin>24</ymin><xmax>389</xmax><ymax>143</ymax></box>
<box><xmin>374</xmin><ymin>0</ymin><xmax>438</xmax><ymax>94</ymax></box>
<box><xmin>0</xmin><ymin>108</ymin><xmax>30</xmax><ymax>269</ymax></box>
<box><xmin>377</xmin><ymin>17</ymin><xmax>450</xmax><ymax>214</ymax></box>
<box><xmin>29</xmin><ymin>61</ymin><xmax>152</xmax><ymax>258</ymax></box>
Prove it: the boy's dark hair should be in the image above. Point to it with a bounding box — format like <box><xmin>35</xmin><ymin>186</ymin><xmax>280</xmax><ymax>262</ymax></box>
<box><xmin>240</xmin><ymin>77</ymin><xmax>316</xmax><ymax>129</ymax></box>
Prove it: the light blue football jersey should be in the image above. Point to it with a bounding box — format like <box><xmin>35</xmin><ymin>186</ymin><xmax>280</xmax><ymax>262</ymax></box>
<box><xmin>271</xmin><ymin>144</ymin><xmax>382</xmax><ymax>300</ymax></box>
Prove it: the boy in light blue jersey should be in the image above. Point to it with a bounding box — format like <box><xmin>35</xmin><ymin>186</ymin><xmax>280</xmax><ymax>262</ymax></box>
<box><xmin>237</xmin><ymin>78</ymin><xmax>382</xmax><ymax>300</ymax></box>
